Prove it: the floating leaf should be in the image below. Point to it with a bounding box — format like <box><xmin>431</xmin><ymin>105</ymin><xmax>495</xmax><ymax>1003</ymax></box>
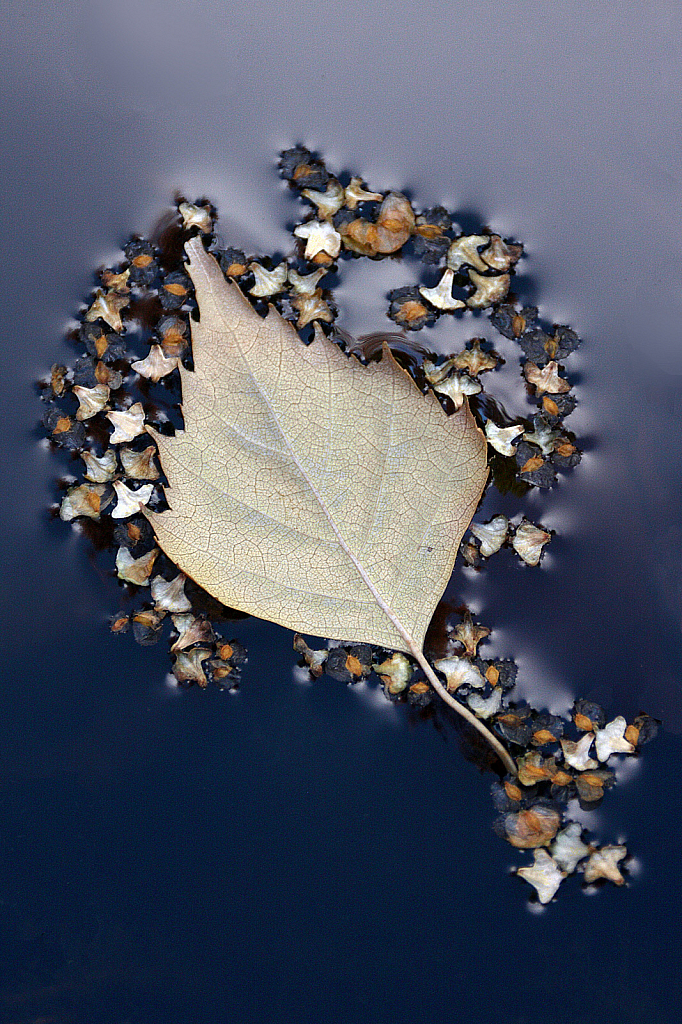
<box><xmin>145</xmin><ymin>237</ymin><xmax>516</xmax><ymax>772</ymax></box>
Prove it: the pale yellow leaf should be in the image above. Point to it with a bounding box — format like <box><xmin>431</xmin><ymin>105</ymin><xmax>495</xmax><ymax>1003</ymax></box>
<box><xmin>144</xmin><ymin>238</ymin><xmax>516</xmax><ymax>773</ymax></box>
<box><xmin>147</xmin><ymin>235</ymin><xmax>488</xmax><ymax>654</ymax></box>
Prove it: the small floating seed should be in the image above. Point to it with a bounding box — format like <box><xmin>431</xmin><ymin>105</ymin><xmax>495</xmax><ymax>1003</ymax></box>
<box><xmin>524</xmin><ymin>360</ymin><xmax>570</xmax><ymax>395</ymax></box>
<box><xmin>387</xmin><ymin>287</ymin><xmax>436</xmax><ymax>331</ymax></box>
<box><xmin>50</xmin><ymin>364</ymin><xmax>67</xmax><ymax>397</ymax></box>
<box><xmin>583</xmin><ymin>845</ymin><xmax>627</xmax><ymax>885</ymax></box>
<box><xmin>452</xmin><ymin>339</ymin><xmax>499</xmax><ymax>375</ymax></box>
<box><xmin>107</xmin><ymin>403</ymin><xmax>146</xmax><ymax>443</ymax></box>
<box><xmin>594</xmin><ymin>717</ymin><xmax>636</xmax><ymax>761</ymax></box>
<box><xmin>294</xmin><ymin>220</ymin><xmax>341</xmax><ymax>260</ymax></box>
<box><xmin>340</xmin><ymin>193</ymin><xmax>415</xmax><ymax>257</ymax></box>
<box><xmin>469</xmin><ymin>515</ymin><xmax>509</xmax><ymax>557</ymax></box>
<box><xmin>131</xmin><ymin>345</ymin><xmax>179</xmax><ymax>382</ymax></box>
<box><xmin>344</xmin><ymin>177</ymin><xmax>383</xmax><ymax>209</ymax></box>
<box><xmin>432</xmin><ymin>371</ymin><xmax>481</xmax><ymax>410</ymax></box>
<box><xmin>81</xmin><ymin>449</ymin><xmax>117</xmax><ymax>482</ymax></box>
<box><xmin>373</xmin><ymin>652</ymin><xmax>413</xmax><ymax>694</ymax></box>
<box><xmin>433</xmin><ymin>656</ymin><xmax>486</xmax><ymax>691</ymax></box>
<box><xmin>59</xmin><ymin>483</ymin><xmax>108</xmax><ymax>521</ymax></box>
<box><xmin>100</xmin><ymin>267</ymin><xmax>131</xmax><ymax>293</ymax></box>
<box><xmin>293</xmin><ymin>634</ymin><xmax>327</xmax><ymax>677</ymax></box>
<box><xmin>291</xmin><ymin>292</ymin><xmax>333</xmax><ymax>328</ymax></box>
<box><xmin>561</xmin><ymin>734</ymin><xmax>598</xmax><ymax>771</ymax></box>
<box><xmin>160</xmin><ymin>272</ymin><xmax>191</xmax><ymax>310</ymax></box>
<box><xmin>575</xmin><ymin>769</ymin><xmax>615</xmax><ymax>803</ymax></box>
<box><xmin>501</xmin><ymin>804</ymin><xmax>561</xmax><ymax>849</ymax></box>
<box><xmin>419</xmin><ymin>269</ymin><xmax>465</xmax><ymax>311</ymax></box>
<box><xmin>132</xmin><ymin>609</ymin><xmax>165</xmax><ymax>646</ymax></box>
<box><xmin>111</xmin><ymin>479</ymin><xmax>155</xmax><ymax>518</ymax></box>
<box><xmin>453</xmin><ymin>612</ymin><xmax>490</xmax><ymax>657</ymax></box>
<box><xmin>72</xmin><ymin>383</ymin><xmax>110</xmax><ymax>421</ymax></box>
<box><xmin>485</xmin><ymin>421</ymin><xmax>523</xmax><ymax>456</ymax></box>
<box><xmin>551</xmin><ymin>822</ymin><xmax>591</xmax><ymax>873</ymax></box>
<box><xmin>248</xmin><ymin>262</ymin><xmax>288</xmax><ymax>297</ymax></box>
<box><xmin>172</xmin><ymin>648</ymin><xmax>212</xmax><ymax>686</ymax></box>
<box><xmin>178</xmin><ymin>201</ymin><xmax>213</xmax><ymax>233</ymax></box>
<box><xmin>512</xmin><ymin>519</ymin><xmax>552</xmax><ymax>566</ymax></box>
<box><xmin>467</xmin><ymin>688</ymin><xmax>503</xmax><ymax>719</ymax></box>
<box><xmin>151</xmin><ymin>572</ymin><xmax>192</xmax><ymax>614</ymax></box>
<box><xmin>171</xmin><ymin>614</ymin><xmax>216</xmax><ymax>653</ymax></box>
<box><xmin>115</xmin><ymin>546</ymin><xmax>159</xmax><ymax>585</ymax></box>
<box><xmin>490</xmin><ymin>303</ymin><xmax>539</xmax><ymax>340</ymax></box>
<box><xmin>446</xmin><ymin>235</ymin><xmax>489</xmax><ymax>273</ymax></box>
<box><xmin>219</xmin><ymin>248</ymin><xmax>249</xmax><ymax>278</ymax></box>
<box><xmin>523</xmin><ymin>416</ymin><xmax>562</xmax><ymax>454</ymax></box>
<box><xmin>481</xmin><ymin>235</ymin><xmax>518</xmax><ymax>272</ymax></box>
<box><xmin>288</xmin><ymin>266</ymin><xmax>328</xmax><ymax>295</ymax></box>
<box><xmin>301</xmin><ymin>179</ymin><xmax>345</xmax><ymax>220</ymax></box>
<box><xmin>84</xmin><ymin>290</ymin><xmax>129</xmax><ymax>332</ymax></box>
<box><xmin>466</xmin><ymin>270</ymin><xmax>510</xmax><ymax>309</ymax></box>
<box><xmin>120</xmin><ymin>445</ymin><xmax>160</xmax><ymax>481</ymax></box>
<box><xmin>517</xmin><ymin>849</ymin><xmax>566</xmax><ymax>903</ymax></box>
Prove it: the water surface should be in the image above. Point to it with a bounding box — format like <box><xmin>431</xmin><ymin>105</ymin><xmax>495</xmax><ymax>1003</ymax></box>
<box><xmin>2</xmin><ymin>2</ymin><xmax>681</xmax><ymax>1021</ymax></box>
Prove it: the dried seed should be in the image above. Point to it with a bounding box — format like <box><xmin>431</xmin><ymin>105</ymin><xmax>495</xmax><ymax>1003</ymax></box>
<box><xmin>583</xmin><ymin>845</ymin><xmax>627</xmax><ymax>885</ymax></box>
<box><xmin>60</xmin><ymin>483</ymin><xmax>108</xmax><ymax>521</ymax></box>
<box><xmin>178</xmin><ymin>201</ymin><xmax>213</xmax><ymax>233</ymax></box>
<box><xmin>433</xmin><ymin>656</ymin><xmax>486</xmax><ymax>691</ymax></box>
<box><xmin>419</xmin><ymin>269</ymin><xmax>466</xmax><ymax>311</ymax></box>
<box><xmin>561</xmin><ymin>734</ymin><xmax>598</xmax><ymax>771</ymax></box>
<box><xmin>469</xmin><ymin>515</ymin><xmax>509</xmax><ymax>557</ymax></box>
<box><xmin>81</xmin><ymin>449</ymin><xmax>117</xmax><ymax>482</ymax></box>
<box><xmin>120</xmin><ymin>445</ymin><xmax>160</xmax><ymax>480</ymax></box>
<box><xmin>248</xmin><ymin>262</ymin><xmax>288</xmax><ymax>297</ymax></box>
<box><xmin>517</xmin><ymin>849</ymin><xmax>565</xmax><ymax>903</ymax></box>
<box><xmin>467</xmin><ymin>688</ymin><xmax>503</xmax><ymax>719</ymax></box>
<box><xmin>446</xmin><ymin>235</ymin><xmax>489</xmax><ymax>272</ymax></box>
<box><xmin>594</xmin><ymin>717</ymin><xmax>636</xmax><ymax>761</ymax></box>
<box><xmin>524</xmin><ymin>360</ymin><xmax>570</xmax><ymax>395</ymax></box>
<box><xmin>485</xmin><ymin>421</ymin><xmax>523</xmax><ymax>456</ymax></box>
<box><xmin>151</xmin><ymin>573</ymin><xmax>192</xmax><ymax>613</ymax></box>
<box><xmin>551</xmin><ymin>822</ymin><xmax>591</xmax><ymax>873</ymax></box>
<box><xmin>502</xmin><ymin>805</ymin><xmax>561</xmax><ymax>849</ymax></box>
<box><xmin>84</xmin><ymin>290</ymin><xmax>129</xmax><ymax>331</ymax></box>
<box><xmin>111</xmin><ymin>479</ymin><xmax>155</xmax><ymax>518</ymax></box>
<box><xmin>373</xmin><ymin>652</ymin><xmax>413</xmax><ymax>694</ymax></box>
<box><xmin>344</xmin><ymin>177</ymin><xmax>383</xmax><ymax>209</ymax></box>
<box><xmin>467</xmin><ymin>270</ymin><xmax>510</xmax><ymax>309</ymax></box>
<box><xmin>294</xmin><ymin>220</ymin><xmax>341</xmax><ymax>260</ymax></box>
<box><xmin>512</xmin><ymin>520</ymin><xmax>551</xmax><ymax>566</ymax></box>
<box><xmin>131</xmin><ymin>345</ymin><xmax>179</xmax><ymax>382</ymax></box>
<box><xmin>72</xmin><ymin>383</ymin><xmax>110</xmax><ymax>420</ymax></box>
<box><xmin>115</xmin><ymin>546</ymin><xmax>159</xmax><ymax>585</ymax></box>
<box><xmin>301</xmin><ymin>179</ymin><xmax>345</xmax><ymax>220</ymax></box>
<box><xmin>107</xmin><ymin>403</ymin><xmax>146</xmax><ymax>443</ymax></box>
<box><xmin>452</xmin><ymin>339</ymin><xmax>499</xmax><ymax>375</ymax></box>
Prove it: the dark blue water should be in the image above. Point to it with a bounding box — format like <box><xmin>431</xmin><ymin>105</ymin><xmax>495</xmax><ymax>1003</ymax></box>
<box><xmin>2</xmin><ymin>2</ymin><xmax>681</xmax><ymax>1021</ymax></box>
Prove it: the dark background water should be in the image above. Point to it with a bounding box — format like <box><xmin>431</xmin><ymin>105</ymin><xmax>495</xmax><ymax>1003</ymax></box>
<box><xmin>2</xmin><ymin>1</ymin><xmax>681</xmax><ymax>1021</ymax></box>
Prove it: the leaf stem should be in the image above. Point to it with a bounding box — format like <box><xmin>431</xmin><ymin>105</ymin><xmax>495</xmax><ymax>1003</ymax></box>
<box><xmin>407</xmin><ymin>641</ymin><xmax>518</xmax><ymax>776</ymax></box>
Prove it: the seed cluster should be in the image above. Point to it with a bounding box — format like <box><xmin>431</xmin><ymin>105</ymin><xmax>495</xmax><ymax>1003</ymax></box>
<box><xmin>40</xmin><ymin>149</ymin><xmax>655</xmax><ymax>902</ymax></box>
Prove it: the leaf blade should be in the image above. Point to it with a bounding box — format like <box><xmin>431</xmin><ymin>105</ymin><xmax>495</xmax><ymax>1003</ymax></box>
<box><xmin>146</xmin><ymin>237</ymin><xmax>488</xmax><ymax>653</ymax></box>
